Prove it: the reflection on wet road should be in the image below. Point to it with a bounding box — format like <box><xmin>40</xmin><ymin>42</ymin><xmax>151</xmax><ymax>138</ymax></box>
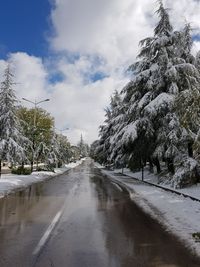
<box><xmin>0</xmin><ymin>159</ymin><xmax>199</xmax><ymax>267</ymax></box>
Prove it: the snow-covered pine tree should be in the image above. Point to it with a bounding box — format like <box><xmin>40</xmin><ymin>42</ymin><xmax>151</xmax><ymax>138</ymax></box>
<box><xmin>177</xmin><ymin>23</ymin><xmax>194</xmax><ymax>64</ymax></box>
<box><xmin>94</xmin><ymin>1</ymin><xmax>200</xmax><ymax>187</ymax></box>
<box><xmin>97</xmin><ymin>108</ymin><xmax>112</xmax><ymax>165</ymax></box>
<box><xmin>77</xmin><ymin>134</ymin><xmax>88</xmax><ymax>158</ymax></box>
<box><xmin>56</xmin><ymin>134</ymin><xmax>71</xmax><ymax>165</ymax></box>
<box><xmin>115</xmin><ymin>1</ymin><xmax>177</xmax><ymax>173</ymax></box>
<box><xmin>0</xmin><ymin>65</ymin><xmax>26</xmax><ymax>175</ymax></box>
<box><xmin>113</xmin><ymin>1</ymin><xmax>200</xmax><ymax>184</ymax></box>
<box><xmin>193</xmin><ymin>51</ymin><xmax>200</xmax><ymax>157</ymax></box>
<box><xmin>90</xmin><ymin>140</ymin><xmax>100</xmax><ymax>161</ymax></box>
<box><xmin>45</xmin><ymin>131</ymin><xmax>59</xmax><ymax>170</ymax></box>
<box><xmin>195</xmin><ymin>50</ymin><xmax>200</xmax><ymax>71</ymax></box>
<box><xmin>106</xmin><ymin>90</ymin><xmax>127</xmax><ymax>167</ymax></box>
<box><xmin>172</xmin><ymin>25</ymin><xmax>200</xmax><ymax>186</ymax></box>
<box><xmin>35</xmin><ymin>138</ymin><xmax>50</xmax><ymax>169</ymax></box>
<box><xmin>95</xmin><ymin>91</ymin><xmax>126</xmax><ymax>167</ymax></box>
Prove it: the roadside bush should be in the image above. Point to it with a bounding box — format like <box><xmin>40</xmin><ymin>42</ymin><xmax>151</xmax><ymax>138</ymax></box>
<box><xmin>172</xmin><ymin>158</ymin><xmax>200</xmax><ymax>188</ymax></box>
<box><xmin>11</xmin><ymin>166</ymin><xmax>31</xmax><ymax>175</ymax></box>
<box><xmin>46</xmin><ymin>163</ymin><xmax>55</xmax><ymax>172</ymax></box>
<box><xmin>36</xmin><ymin>167</ymin><xmax>48</xmax><ymax>172</ymax></box>
<box><xmin>192</xmin><ymin>232</ymin><xmax>200</xmax><ymax>242</ymax></box>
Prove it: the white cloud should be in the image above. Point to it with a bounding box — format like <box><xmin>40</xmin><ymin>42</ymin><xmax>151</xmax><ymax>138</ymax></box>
<box><xmin>48</xmin><ymin>58</ymin><xmax>127</xmax><ymax>143</ymax></box>
<box><xmin>50</xmin><ymin>0</ymin><xmax>155</xmax><ymax>71</ymax></box>
<box><xmin>164</xmin><ymin>0</ymin><xmax>200</xmax><ymax>31</ymax></box>
<box><xmin>50</xmin><ymin>0</ymin><xmax>200</xmax><ymax>69</ymax></box>
<box><xmin>0</xmin><ymin>52</ymin><xmax>127</xmax><ymax>144</ymax></box>
<box><xmin>8</xmin><ymin>52</ymin><xmax>48</xmax><ymax>102</ymax></box>
<box><xmin>192</xmin><ymin>41</ymin><xmax>200</xmax><ymax>55</ymax></box>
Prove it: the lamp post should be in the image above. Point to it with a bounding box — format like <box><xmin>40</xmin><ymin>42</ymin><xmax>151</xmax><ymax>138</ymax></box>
<box><xmin>22</xmin><ymin>98</ymin><xmax>50</xmax><ymax>172</ymax></box>
<box><xmin>55</xmin><ymin>127</ymin><xmax>69</xmax><ymax>135</ymax></box>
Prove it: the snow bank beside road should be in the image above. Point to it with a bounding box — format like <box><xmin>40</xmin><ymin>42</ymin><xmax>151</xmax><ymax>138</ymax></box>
<box><xmin>114</xmin><ymin>167</ymin><xmax>200</xmax><ymax>200</ymax></box>
<box><xmin>0</xmin><ymin>159</ymin><xmax>84</xmax><ymax>198</ymax></box>
<box><xmin>98</xmin><ymin>167</ymin><xmax>200</xmax><ymax>257</ymax></box>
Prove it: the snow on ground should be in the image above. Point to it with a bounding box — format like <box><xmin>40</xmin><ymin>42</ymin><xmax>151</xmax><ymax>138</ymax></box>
<box><xmin>114</xmin><ymin>167</ymin><xmax>200</xmax><ymax>200</ymax></box>
<box><xmin>97</xmin><ymin>165</ymin><xmax>200</xmax><ymax>256</ymax></box>
<box><xmin>0</xmin><ymin>159</ymin><xmax>84</xmax><ymax>198</ymax></box>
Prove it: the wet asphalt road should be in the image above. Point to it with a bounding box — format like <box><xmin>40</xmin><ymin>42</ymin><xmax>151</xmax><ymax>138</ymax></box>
<box><xmin>0</xmin><ymin>159</ymin><xmax>199</xmax><ymax>267</ymax></box>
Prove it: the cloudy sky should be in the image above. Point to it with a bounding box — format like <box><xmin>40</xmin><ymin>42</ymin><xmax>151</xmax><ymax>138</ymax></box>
<box><xmin>0</xmin><ymin>0</ymin><xmax>199</xmax><ymax>144</ymax></box>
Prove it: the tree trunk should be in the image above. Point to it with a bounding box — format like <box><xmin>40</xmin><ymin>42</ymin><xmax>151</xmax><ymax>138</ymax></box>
<box><xmin>0</xmin><ymin>159</ymin><xmax>1</xmax><ymax>178</ymax></box>
<box><xmin>21</xmin><ymin>161</ymin><xmax>25</xmax><ymax>174</ymax></box>
<box><xmin>36</xmin><ymin>158</ymin><xmax>39</xmax><ymax>171</ymax></box>
<box><xmin>141</xmin><ymin>164</ymin><xmax>144</xmax><ymax>181</ymax></box>
<box><xmin>188</xmin><ymin>142</ymin><xmax>193</xmax><ymax>158</ymax></box>
<box><xmin>154</xmin><ymin>157</ymin><xmax>161</xmax><ymax>174</ymax></box>
<box><xmin>167</xmin><ymin>158</ymin><xmax>175</xmax><ymax>174</ymax></box>
<box><xmin>31</xmin><ymin>160</ymin><xmax>33</xmax><ymax>173</ymax></box>
<box><xmin>148</xmin><ymin>157</ymin><xmax>154</xmax><ymax>173</ymax></box>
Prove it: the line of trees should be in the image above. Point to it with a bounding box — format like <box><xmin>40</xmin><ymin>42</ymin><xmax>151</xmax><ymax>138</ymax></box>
<box><xmin>91</xmin><ymin>1</ymin><xmax>200</xmax><ymax>188</ymax></box>
<box><xmin>0</xmin><ymin>65</ymin><xmax>84</xmax><ymax>175</ymax></box>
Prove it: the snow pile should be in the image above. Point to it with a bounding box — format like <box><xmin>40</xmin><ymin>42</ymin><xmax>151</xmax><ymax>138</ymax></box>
<box><xmin>0</xmin><ymin>159</ymin><xmax>84</xmax><ymax>197</ymax></box>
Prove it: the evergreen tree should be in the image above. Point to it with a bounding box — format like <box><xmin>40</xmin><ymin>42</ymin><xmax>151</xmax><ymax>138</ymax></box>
<box><xmin>95</xmin><ymin>1</ymin><xmax>200</xmax><ymax>187</ymax></box>
<box><xmin>56</xmin><ymin>134</ymin><xmax>71</xmax><ymax>165</ymax></box>
<box><xmin>0</xmin><ymin>66</ymin><xmax>26</xmax><ymax>175</ymax></box>
<box><xmin>118</xmin><ymin>1</ymin><xmax>200</xmax><ymax>181</ymax></box>
<box><xmin>106</xmin><ymin>91</ymin><xmax>127</xmax><ymax>167</ymax></box>
<box><xmin>45</xmin><ymin>131</ymin><xmax>59</xmax><ymax>170</ymax></box>
<box><xmin>116</xmin><ymin>1</ymin><xmax>178</xmax><ymax>172</ymax></box>
<box><xmin>97</xmin><ymin>107</ymin><xmax>113</xmax><ymax>165</ymax></box>
<box><xmin>77</xmin><ymin>135</ymin><xmax>88</xmax><ymax>157</ymax></box>
<box><xmin>195</xmin><ymin>51</ymin><xmax>200</xmax><ymax>71</ymax></box>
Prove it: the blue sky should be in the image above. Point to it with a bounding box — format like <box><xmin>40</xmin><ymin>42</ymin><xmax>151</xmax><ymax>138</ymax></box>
<box><xmin>0</xmin><ymin>0</ymin><xmax>51</xmax><ymax>59</ymax></box>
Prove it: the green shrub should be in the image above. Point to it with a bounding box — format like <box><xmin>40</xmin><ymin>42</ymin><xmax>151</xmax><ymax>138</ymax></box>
<box><xmin>36</xmin><ymin>167</ymin><xmax>48</xmax><ymax>172</ymax></box>
<box><xmin>192</xmin><ymin>232</ymin><xmax>200</xmax><ymax>242</ymax></box>
<box><xmin>46</xmin><ymin>163</ymin><xmax>55</xmax><ymax>172</ymax></box>
<box><xmin>11</xmin><ymin>166</ymin><xmax>31</xmax><ymax>175</ymax></box>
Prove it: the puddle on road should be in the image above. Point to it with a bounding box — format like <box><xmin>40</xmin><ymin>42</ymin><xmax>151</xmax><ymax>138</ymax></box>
<box><xmin>0</xmin><ymin>184</ymin><xmax>43</xmax><ymax>227</ymax></box>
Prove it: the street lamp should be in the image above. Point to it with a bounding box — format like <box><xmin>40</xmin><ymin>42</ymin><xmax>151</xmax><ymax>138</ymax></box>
<box><xmin>22</xmin><ymin>98</ymin><xmax>50</xmax><ymax>172</ymax></box>
<box><xmin>22</xmin><ymin>98</ymin><xmax>50</xmax><ymax>105</ymax></box>
<box><xmin>22</xmin><ymin>98</ymin><xmax>50</xmax><ymax>126</ymax></box>
<box><xmin>55</xmin><ymin>127</ymin><xmax>69</xmax><ymax>135</ymax></box>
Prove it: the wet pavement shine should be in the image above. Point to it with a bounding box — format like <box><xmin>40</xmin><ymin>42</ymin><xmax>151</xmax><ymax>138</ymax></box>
<box><xmin>0</xmin><ymin>159</ymin><xmax>199</xmax><ymax>267</ymax></box>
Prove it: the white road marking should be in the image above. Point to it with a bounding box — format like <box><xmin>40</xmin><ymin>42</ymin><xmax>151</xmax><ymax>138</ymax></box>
<box><xmin>112</xmin><ymin>182</ymin><xmax>123</xmax><ymax>192</ymax></box>
<box><xmin>33</xmin><ymin>210</ymin><xmax>62</xmax><ymax>256</ymax></box>
<box><xmin>33</xmin><ymin>183</ymin><xmax>79</xmax><ymax>257</ymax></box>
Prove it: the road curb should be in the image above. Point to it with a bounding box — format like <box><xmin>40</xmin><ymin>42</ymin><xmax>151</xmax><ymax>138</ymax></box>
<box><xmin>101</xmin><ymin>168</ymin><xmax>200</xmax><ymax>203</ymax></box>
